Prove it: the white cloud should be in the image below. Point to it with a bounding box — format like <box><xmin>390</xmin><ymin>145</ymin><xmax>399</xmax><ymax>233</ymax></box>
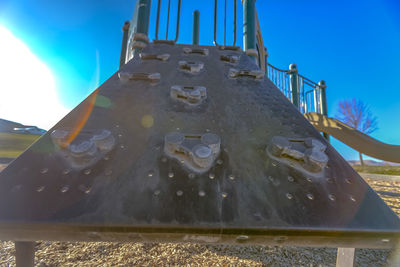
<box><xmin>0</xmin><ymin>26</ymin><xmax>69</xmax><ymax>130</ymax></box>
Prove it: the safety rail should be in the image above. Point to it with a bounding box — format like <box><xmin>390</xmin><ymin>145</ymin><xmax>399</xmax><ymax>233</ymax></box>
<box><xmin>266</xmin><ymin>63</ymin><xmax>326</xmax><ymax>115</ymax></box>
<box><xmin>267</xmin><ymin>63</ymin><xmax>291</xmax><ymax>101</ymax></box>
<box><xmin>213</xmin><ymin>0</ymin><xmax>237</xmax><ymax>46</ymax></box>
<box><xmin>155</xmin><ymin>0</ymin><xmax>182</xmax><ymax>43</ymax></box>
<box><xmin>121</xmin><ymin>0</ymin><xmax>328</xmax><ymax>124</ymax></box>
<box><xmin>299</xmin><ymin>74</ymin><xmax>321</xmax><ymax>114</ymax></box>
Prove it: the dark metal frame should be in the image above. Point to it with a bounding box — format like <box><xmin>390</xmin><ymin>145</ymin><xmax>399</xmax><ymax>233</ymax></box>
<box><xmin>213</xmin><ymin>0</ymin><xmax>237</xmax><ymax>46</ymax></box>
<box><xmin>155</xmin><ymin>0</ymin><xmax>182</xmax><ymax>42</ymax></box>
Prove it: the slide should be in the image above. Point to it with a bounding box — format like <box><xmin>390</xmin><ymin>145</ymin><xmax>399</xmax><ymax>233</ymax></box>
<box><xmin>305</xmin><ymin>112</ymin><xmax>400</xmax><ymax>163</ymax></box>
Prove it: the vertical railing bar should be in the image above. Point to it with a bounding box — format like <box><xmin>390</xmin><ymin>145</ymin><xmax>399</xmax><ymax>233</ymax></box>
<box><xmin>213</xmin><ymin>0</ymin><xmax>219</xmax><ymax>45</ymax></box>
<box><xmin>278</xmin><ymin>71</ymin><xmax>281</xmax><ymax>91</ymax></box>
<box><xmin>286</xmin><ymin>73</ymin><xmax>288</xmax><ymax>95</ymax></box>
<box><xmin>174</xmin><ymin>0</ymin><xmax>181</xmax><ymax>42</ymax></box>
<box><xmin>277</xmin><ymin>70</ymin><xmax>280</xmax><ymax>90</ymax></box>
<box><xmin>155</xmin><ymin>0</ymin><xmax>161</xmax><ymax>40</ymax></box>
<box><xmin>224</xmin><ymin>0</ymin><xmax>227</xmax><ymax>45</ymax></box>
<box><xmin>233</xmin><ymin>0</ymin><xmax>237</xmax><ymax>46</ymax></box>
<box><xmin>145</xmin><ymin>0</ymin><xmax>151</xmax><ymax>35</ymax></box>
<box><xmin>165</xmin><ymin>0</ymin><xmax>171</xmax><ymax>39</ymax></box>
<box><xmin>286</xmin><ymin>74</ymin><xmax>289</xmax><ymax>96</ymax></box>
<box><xmin>314</xmin><ymin>88</ymin><xmax>318</xmax><ymax>112</ymax></box>
<box><xmin>302</xmin><ymin>79</ymin><xmax>306</xmax><ymax>113</ymax></box>
<box><xmin>305</xmin><ymin>90</ymin><xmax>308</xmax><ymax>113</ymax></box>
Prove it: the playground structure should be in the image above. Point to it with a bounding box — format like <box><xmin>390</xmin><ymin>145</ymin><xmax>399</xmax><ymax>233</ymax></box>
<box><xmin>1</xmin><ymin>1</ymin><xmax>400</xmax><ymax>266</ymax></box>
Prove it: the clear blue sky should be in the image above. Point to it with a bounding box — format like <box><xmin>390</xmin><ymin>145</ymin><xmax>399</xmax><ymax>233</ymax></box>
<box><xmin>1</xmin><ymin>0</ymin><xmax>400</xmax><ymax>161</ymax></box>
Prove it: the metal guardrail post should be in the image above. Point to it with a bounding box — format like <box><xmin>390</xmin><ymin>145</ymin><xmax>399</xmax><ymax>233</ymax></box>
<box><xmin>119</xmin><ymin>21</ymin><xmax>130</xmax><ymax>68</ymax></box>
<box><xmin>264</xmin><ymin>47</ymin><xmax>268</xmax><ymax>72</ymax></box>
<box><xmin>243</xmin><ymin>0</ymin><xmax>256</xmax><ymax>59</ymax></box>
<box><xmin>136</xmin><ymin>0</ymin><xmax>151</xmax><ymax>35</ymax></box>
<box><xmin>289</xmin><ymin>64</ymin><xmax>300</xmax><ymax>109</ymax></box>
<box><xmin>193</xmin><ymin>10</ymin><xmax>200</xmax><ymax>45</ymax></box>
<box><xmin>313</xmin><ymin>88</ymin><xmax>319</xmax><ymax>113</ymax></box>
<box><xmin>318</xmin><ymin>80</ymin><xmax>330</xmax><ymax>142</ymax></box>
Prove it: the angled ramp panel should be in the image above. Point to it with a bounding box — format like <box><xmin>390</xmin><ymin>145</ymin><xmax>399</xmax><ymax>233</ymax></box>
<box><xmin>0</xmin><ymin>44</ymin><xmax>399</xmax><ymax>248</ymax></box>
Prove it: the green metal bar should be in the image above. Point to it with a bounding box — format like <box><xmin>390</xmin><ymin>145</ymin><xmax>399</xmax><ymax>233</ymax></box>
<box><xmin>145</xmin><ymin>0</ymin><xmax>151</xmax><ymax>35</ymax></box>
<box><xmin>155</xmin><ymin>0</ymin><xmax>161</xmax><ymax>39</ymax></box>
<box><xmin>119</xmin><ymin>21</ymin><xmax>130</xmax><ymax>68</ymax></box>
<box><xmin>243</xmin><ymin>0</ymin><xmax>256</xmax><ymax>57</ymax></box>
<box><xmin>174</xmin><ymin>0</ymin><xmax>182</xmax><ymax>42</ymax></box>
<box><xmin>224</xmin><ymin>0</ymin><xmax>227</xmax><ymax>45</ymax></box>
<box><xmin>193</xmin><ymin>10</ymin><xmax>200</xmax><ymax>45</ymax></box>
<box><xmin>289</xmin><ymin>64</ymin><xmax>300</xmax><ymax>109</ymax></box>
<box><xmin>166</xmin><ymin>0</ymin><xmax>171</xmax><ymax>39</ymax></box>
<box><xmin>213</xmin><ymin>0</ymin><xmax>218</xmax><ymax>45</ymax></box>
<box><xmin>318</xmin><ymin>80</ymin><xmax>330</xmax><ymax>142</ymax></box>
<box><xmin>136</xmin><ymin>0</ymin><xmax>151</xmax><ymax>35</ymax></box>
<box><xmin>233</xmin><ymin>0</ymin><xmax>237</xmax><ymax>46</ymax></box>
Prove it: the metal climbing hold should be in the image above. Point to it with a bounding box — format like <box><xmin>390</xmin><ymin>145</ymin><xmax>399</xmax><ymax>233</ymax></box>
<box><xmin>118</xmin><ymin>72</ymin><xmax>161</xmax><ymax>83</ymax></box>
<box><xmin>220</xmin><ymin>54</ymin><xmax>239</xmax><ymax>64</ymax></box>
<box><xmin>267</xmin><ymin>136</ymin><xmax>329</xmax><ymax>174</ymax></box>
<box><xmin>140</xmin><ymin>53</ymin><xmax>170</xmax><ymax>61</ymax></box>
<box><xmin>170</xmin><ymin>85</ymin><xmax>207</xmax><ymax>106</ymax></box>
<box><xmin>153</xmin><ymin>39</ymin><xmax>176</xmax><ymax>45</ymax></box>
<box><xmin>178</xmin><ymin>60</ymin><xmax>204</xmax><ymax>74</ymax></box>
<box><xmin>51</xmin><ymin>129</ymin><xmax>69</xmax><ymax>148</ymax></box>
<box><xmin>218</xmin><ymin>45</ymin><xmax>241</xmax><ymax>51</ymax></box>
<box><xmin>164</xmin><ymin>132</ymin><xmax>221</xmax><ymax>173</ymax></box>
<box><xmin>229</xmin><ymin>68</ymin><xmax>264</xmax><ymax>80</ymax></box>
<box><xmin>131</xmin><ymin>33</ymin><xmax>149</xmax><ymax>49</ymax></box>
<box><xmin>69</xmin><ymin>140</ymin><xmax>98</xmax><ymax>161</ymax></box>
<box><xmin>92</xmin><ymin>130</ymin><xmax>115</xmax><ymax>152</ymax></box>
<box><xmin>183</xmin><ymin>47</ymin><xmax>209</xmax><ymax>56</ymax></box>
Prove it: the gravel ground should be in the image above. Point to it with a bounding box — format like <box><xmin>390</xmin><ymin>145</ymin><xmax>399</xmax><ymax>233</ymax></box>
<box><xmin>0</xmin><ymin>164</ymin><xmax>399</xmax><ymax>266</ymax></box>
<box><xmin>0</xmin><ymin>241</ymin><xmax>396</xmax><ymax>266</ymax></box>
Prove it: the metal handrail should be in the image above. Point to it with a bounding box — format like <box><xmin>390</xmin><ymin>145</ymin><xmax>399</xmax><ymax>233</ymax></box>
<box><xmin>214</xmin><ymin>0</ymin><xmax>237</xmax><ymax>46</ymax></box>
<box><xmin>155</xmin><ymin>0</ymin><xmax>182</xmax><ymax>42</ymax></box>
<box><xmin>267</xmin><ymin>63</ymin><xmax>323</xmax><ymax>115</ymax></box>
<box><xmin>299</xmin><ymin>73</ymin><xmax>318</xmax><ymax>87</ymax></box>
<box><xmin>267</xmin><ymin>63</ymin><xmax>289</xmax><ymax>73</ymax></box>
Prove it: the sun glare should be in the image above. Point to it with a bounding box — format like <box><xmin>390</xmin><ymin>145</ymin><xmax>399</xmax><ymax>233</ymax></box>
<box><xmin>0</xmin><ymin>26</ymin><xmax>69</xmax><ymax>130</ymax></box>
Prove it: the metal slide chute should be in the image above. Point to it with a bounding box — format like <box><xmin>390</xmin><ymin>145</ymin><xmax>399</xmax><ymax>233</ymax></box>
<box><xmin>305</xmin><ymin>112</ymin><xmax>400</xmax><ymax>163</ymax></box>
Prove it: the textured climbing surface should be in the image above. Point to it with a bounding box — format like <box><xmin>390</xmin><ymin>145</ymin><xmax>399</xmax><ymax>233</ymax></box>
<box><xmin>0</xmin><ymin>43</ymin><xmax>398</xmax><ymax>248</ymax></box>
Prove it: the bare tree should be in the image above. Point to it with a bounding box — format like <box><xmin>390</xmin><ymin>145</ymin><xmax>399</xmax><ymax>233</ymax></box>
<box><xmin>336</xmin><ymin>98</ymin><xmax>378</xmax><ymax>166</ymax></box>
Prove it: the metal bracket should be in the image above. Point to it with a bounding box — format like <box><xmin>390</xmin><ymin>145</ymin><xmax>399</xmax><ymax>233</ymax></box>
<box><xmin>178</xmin><ymin>60</ymin><xmax>204</xmax><ymax>74</ymax></box>
<box><xmin>164</xmin><ymin>132</ymin><xmax>221</xmax><ymax>173</ymax></box>
<box><xmin>170</xmin><ymin>85</ymin><xmax>207</xmax><ymax>106</ymax></box>
<box><xmin>183</xmin><ymin>47</ymin><xmax>209</xmax><ymax>56</ymax></box>
<box><xmin>220</xmin><ymin>54</ymin><xmax>239</xmax><ymax>64</ymax></box>
<box><xmin>51</xmin><ymin>129</ymin><xmax>116</xmax><ymax>169</ymax></box>
<box><xmin>140</xmin><ymin>53</ymin><xmax>170</xmax><ymax>61</ymax></box>
<box><xmin>118</xmin><ymin>72</ymin><xmax>161</xmax><ymax>83</ymax></box>
<box><xmin>229</xmin><ymin>68</ymin><xmax>264</xmax><ymax>80</ymax></box>
<box><xmin>267</xmin><ymin>136</ymin><xmax>328</xmax><ymax>175</ymax></box>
